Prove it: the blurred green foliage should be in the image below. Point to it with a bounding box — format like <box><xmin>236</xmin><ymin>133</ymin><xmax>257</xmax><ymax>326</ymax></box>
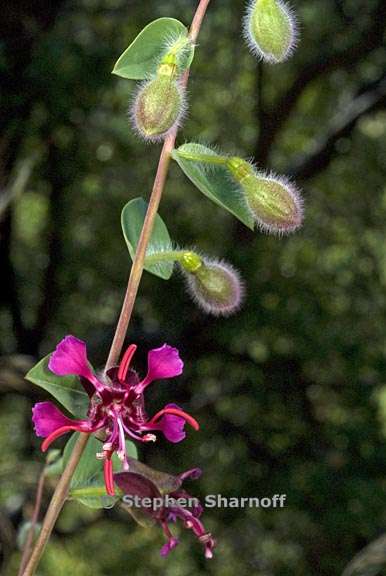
<box><xmin>1</xmin><ymin>0</ymin><xmax>386</xmax><ymax>575</ymax></box>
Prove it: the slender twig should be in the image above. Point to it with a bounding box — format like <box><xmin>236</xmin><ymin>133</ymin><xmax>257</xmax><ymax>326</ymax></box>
<box><xmin>0</xmin><ymin>153</ymin><xmax>38</xmax><ymax>219</ymax></box>
<box><xmin>18</xmin><ymin>467</ymin><xmax>46</xmax><ymax>576</ymax></box>
<box><xmin>21</xmin><ymin>2</ymin><xmax>211</xmax><ymax>575</ymax></box>
<box><xmin>22</xmin><ymin>432</ymin><xmax>89</xmax><ymax>576</ymax></box>
<box><xmin>105</xmin><ymin>132</ymin><xmax>175</xmax><ymax>370</ymax></box>
<box><xmin>105</xmin><ymin>0</ymin><xmax>211</xmax><ymax>370</ymax></box>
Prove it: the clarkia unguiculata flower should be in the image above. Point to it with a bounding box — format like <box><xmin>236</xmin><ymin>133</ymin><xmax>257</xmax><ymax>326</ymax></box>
<box><xmin>32</xmin><ymin>335</ymin><xmax>199</xmax><ymax>495</ymax></box>
<box><xmin>115</xmin><ymin>458</ymin><xmax>216</xmax><ymax>558</ymax></box>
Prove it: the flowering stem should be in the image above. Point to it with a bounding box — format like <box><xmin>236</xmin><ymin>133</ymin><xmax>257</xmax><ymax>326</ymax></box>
<box><xmin>105</xmin><ymin>0</ymin><xmax>211</xmax><ymax>370</ymax></box>
<box><xmin>18</xmin><ymin>467</ymin><xmax>46</xmax><ymax>576</ymax></box>
<box><xmin>21</xmin><ymin>2</ymin><xmax>211</xmax><ymax>575</ymax></box>
<box><xmin>21</xmin><ymin>432</ymin><xmax>89</xmax><ymax>576</ymax></box>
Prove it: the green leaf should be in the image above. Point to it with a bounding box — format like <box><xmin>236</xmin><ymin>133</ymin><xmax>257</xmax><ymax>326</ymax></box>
<box><xmin>112</xmin><ymin>18</ymin><xmax>193</xmax><ymax>80</ymax></box>
<box><xmin>172</xmin><ymin>143</ymin><xmax>255</xmax><ymax>229</ymax></box>
<box><xmin>121</xmin><ymin>197</ymin><xmax>174</xmax><ymax>280</ymax></box>
<box><xmin>64</xmin><ymin>433</ymin><xmax>138</xmax><ymax>509</ymax></box>
<box><xmin>26</xmin><ymin>355</ymin><xmax>89</xmax><ymax>418</ymax></box>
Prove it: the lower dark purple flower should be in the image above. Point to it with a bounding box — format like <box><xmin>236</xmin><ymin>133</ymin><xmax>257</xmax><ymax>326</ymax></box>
<box><xmin>114</xmin><ymin>460</ymin><xmax>215</xmax><ymax>559</ymax></box>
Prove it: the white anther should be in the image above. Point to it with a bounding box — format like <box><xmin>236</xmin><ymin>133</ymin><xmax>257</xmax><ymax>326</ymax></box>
<box><xmin>143</xmin><ymin>434</ymin><xmax>157</xmax><ymax>442</ymax></box>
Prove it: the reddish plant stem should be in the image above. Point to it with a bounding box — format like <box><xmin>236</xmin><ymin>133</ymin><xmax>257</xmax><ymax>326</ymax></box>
<box><xmin>105</xmin><ymin>0</ymin><xmax>211</xmax><ymax>370</ymax></box>
<box><xmin>21</xmin><ymin>2</ymin><xmax>211</xmax><ymax>575</ymax></box>
<box><xmin>21</xmin><ymin>433</ymin><xmax>89</xmax><ymax>576</ymax></box>
<box><xmin>18</xmin><ymin>467</ymin><xmax>46</xmax><ymax>576</ymax></box>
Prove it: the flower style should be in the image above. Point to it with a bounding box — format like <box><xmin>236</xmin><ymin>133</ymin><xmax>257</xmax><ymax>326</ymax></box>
<box><xmin>114</xmin><ymin>458</ymin><xmax>216</xmax><ymax>559</ymax></box>
<box><xmin>32</xmin><ymin>336</ymin><xmax>199</xmax><ymax>495</ymax></box>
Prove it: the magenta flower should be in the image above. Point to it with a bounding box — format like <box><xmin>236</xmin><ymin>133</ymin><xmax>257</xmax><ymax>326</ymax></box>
<box><xmin>32</xmin><ymin>336</ymin><xmax>199</xmax><ymax>495</ymax></box>
<box><xmin>114</xmin><ymin>460</ymin><xmax>216</xmax><ymax>559</ymax></box>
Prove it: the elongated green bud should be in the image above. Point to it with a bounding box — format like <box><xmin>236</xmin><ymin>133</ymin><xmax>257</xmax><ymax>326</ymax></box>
<box><xmin>227</xmin><ymin>157</ymin><xmax>303</xmax><ymax>234</ymax></box>
<box><xmin>181</xmin><ymin>256</ymin><xmax>244</xmax><ymax>316</ymax></box>
<box><xmin>244</xmin><ymin>0</ymin><xmax>298</xmax><ymax>63</ymax></box>
<box><xmin>131</xmin><ymin>66</ymin><xmax>186</xmax><ymax>141</ymax></box>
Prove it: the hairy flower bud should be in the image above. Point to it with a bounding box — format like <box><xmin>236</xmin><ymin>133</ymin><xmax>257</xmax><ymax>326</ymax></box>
<box><xmin>244</xmin><ymin>0</ymin><xmax>297</xmax><ymax>63</ymax></box>
<box><xmin>181</xmin><ymin>256</ymin><xmax>244</xmax><ymax>316</ymax></box>
<box><xmin>227</xmin><ymin>157</ymin><xmax>303</xmax><ymax>234</ymax></box>
<box><xmin>131</xmin><ymin>69</ymin><xmax>186</xmax><ymax>141</ymax></box>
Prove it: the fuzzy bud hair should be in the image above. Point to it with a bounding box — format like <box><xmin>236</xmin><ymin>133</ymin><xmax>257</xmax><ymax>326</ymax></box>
<box><xmin>181</xmin><ymin>256</ymin><xmax>244</xmax><ymax>316</ymax></box>
<box><xmin>245</xmin><ymin>171</ymin><xmax>303</xmax><ymax>235</ymax></box>
<box><xmin>227</xmin><ymin>157</ymin><xmax>303</xmax><ymax>235</ymax></box>
<box><xmin>243</xmin><ymin>0</ymin><xmax>299</xmax><ymax>64</ymax></box>
<box><xmin>130</xmin><ymin>77</ymin><xmax>187</xmax><ymax>143</ymax></box>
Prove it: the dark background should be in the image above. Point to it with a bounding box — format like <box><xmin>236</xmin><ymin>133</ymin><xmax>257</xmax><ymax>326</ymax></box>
<box><xmin>1</xmin><ymin>0</ymin><xmax>386</xmax><ymax>574</ymax></box>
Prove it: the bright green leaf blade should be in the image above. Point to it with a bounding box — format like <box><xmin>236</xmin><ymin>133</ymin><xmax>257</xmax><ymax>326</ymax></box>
<box><xmin>112</xmin><ymin>18</ymin><xmax>192</xmax><ymax>80</ymax></box>
<box><xmin>172</xmin><ymin>143</ymin><xmax>255</xmax><ymax>229</ymax></box>
<box><xmin>121</xmin><ymin>197</ymin><xmax>174</xmax><ymax>280</ymax></box>
<box><xmin>25</xmin><ymin>355</ymin><xmax>89</xmax><ymax>418</ymax></box>
<box><xmin>64</xmin><ymin>433</ymin><xmax>137</xmax><ymax>509</ymax></box>
<box><xmin>64</xmin><ymin>434</ymin><xmax>114</xmax><ymax>509</ymax></box>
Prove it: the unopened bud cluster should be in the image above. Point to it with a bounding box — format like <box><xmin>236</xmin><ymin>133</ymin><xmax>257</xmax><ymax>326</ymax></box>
<box><xmin>244</xmin><ymin>0</ymin><xmax>298</xmax><ymax>63</ymax></box>
<box><xmin>131</xmin><ymin>37</ymin><xmax>190</xmax><ymax>141</ymax></box>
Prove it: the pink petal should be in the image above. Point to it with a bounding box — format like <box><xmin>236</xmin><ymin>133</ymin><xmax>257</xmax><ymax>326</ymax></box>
<box><xmin>160</xmin><ymin>537</ymin><xmax>179</xmax><ymax>557</ymax></box>
<box><xmin>159</xmin><ymin>414</ymin><xmax>186</xmax><ymax>443</ymax></box>
<box><xmin>148</xmin><ymin>404</ymin><xmax>200</xmax><ymax>433</ymax></box>
<box><xmin>32</xmin><ymin>401</ymin><xmax>85</xmax><ymax>437</ymax></box>
<box><xmin>48</xmin><ymin>335</ymin><xmax>101</xmax><ymax>390</ymax></box>
<box><xmin>138</xmin><ymin>344</ymin><xmax>183</xmax><ymax>391</ymax></box>
<box><xmin>155</xmin><ymin>404</ymin><xmax>187</xmax><ymax>443</ymax></box>
<box><xmin>178</xmin><ymin>468</ymin><xmax>202</xmax><ymax>482</ymax></box>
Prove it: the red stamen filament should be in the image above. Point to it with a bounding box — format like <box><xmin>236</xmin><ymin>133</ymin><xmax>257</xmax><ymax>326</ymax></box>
<box><xmin>117</xmin><ymin>344</ymin><xmax>137</xmax><ymax>383</ymax></box>
<box><xmin>103</xmin><ymin>457</ymin><xmax>115</xmax><ymax>496</ymax></box>
<box><xmin>41</xmin><ymin>425</ymin><xmax>82</xmax><ymax>452</ymax></box>
<box><xmin>149</xmin><ymin>407</ymin><xmax>200</xmax><ymax>431</ymax></box>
